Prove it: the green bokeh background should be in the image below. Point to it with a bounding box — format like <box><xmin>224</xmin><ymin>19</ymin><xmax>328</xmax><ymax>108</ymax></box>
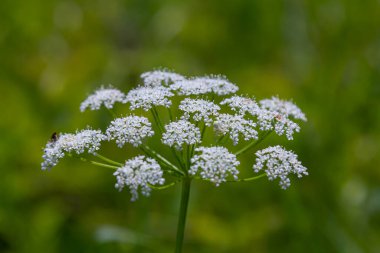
<box><xmin>1</xmin><ymin>0</ymin><xmax>379</xmax><ymax>252</ymax></box>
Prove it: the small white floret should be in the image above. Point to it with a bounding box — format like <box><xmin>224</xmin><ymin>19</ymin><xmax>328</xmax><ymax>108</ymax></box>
<box><xmin>257</xmin><ymin>97</ymin><xmax>306</xmax><ymax>140</ymax></box>
<box><xmin>125</xmin><ymin>86</ymin><xmax>174</xmax><ymax>111</ymax></box>
<box><xmin>179</xmin><ymin>98</ymin><xmax>220</xmax><ymax>126</ymax></box>
<box><xmin>41</xmin><ymin>129</ymin><xmax>106</xmax><ymax>170</ymax></box>
<box><xmin>170</xmin><ymin>75</ymin><xmax>238</xmax><ymax>96</ymax></box>
<box><xmin>80</xmin><ymin>87</ymin><xmax>126</xmax><ymax>112</ymax></box>
<box><xmin>213</xmin><ymin>113</ymin><xmax>258</xmax><ymax>145</ymax></box>
<box><xmin>253</xmin><ymin>145</ymin><xmax>308</xmax><ymax>189</ymax></box>
<box><xmin>221</xmin><ymin>95</ymin><xmax>261</xmax><ymax>116</ymax></box>
<box><xmin>162</xmin><ymin>120</ymin><xmax>201</xmax><ymax>150</ymax></box>
<box><xmin>141</xmin><ymin>69</ymin><xmax>186</xmax><ymax>87</ymax></box>
<box><xmin>190</xmin><ymin>146</ymin><xmax>240</xmax><ymax>186</ymax></box>
<box><xmin>114</xmin><ymin>156</ymin><xmax>165</xmax><ymax>201</ymax></box>
<box><xmin>106</xmin><ymin>115</ymin><xmax>154</xmax><ymax>147</ymax></box>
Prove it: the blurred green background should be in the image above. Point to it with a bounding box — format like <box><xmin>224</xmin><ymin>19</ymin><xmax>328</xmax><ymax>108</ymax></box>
<box><xmin>1</xmin><ymin>0</ymin><xmax>380</xmax><ymax>252</ymax></box>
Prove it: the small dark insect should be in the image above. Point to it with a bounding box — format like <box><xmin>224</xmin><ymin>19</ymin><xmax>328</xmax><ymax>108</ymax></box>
<box><xmin>50</xmin><ymin>132</ymin><xmax>59</xmax><ymax>143</ymax></box>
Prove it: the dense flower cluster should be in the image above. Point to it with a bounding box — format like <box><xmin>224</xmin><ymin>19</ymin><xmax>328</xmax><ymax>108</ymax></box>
<box><xmin>214</xmin><ymin>113</ymin><xmax>258</xmax><ymax>145</ymax></box>
<box><xmin>190</xmin><ymin>146</ymin><xmax>240</xmax><ymax>186</ymax></box>
<box><xmin>253</xmin><ymin>146</ymin><xmax>308</xmax><ymax>189</ymax></box>
<box><xmin>259</xmin><ymin>96</ymin><xmax>307</xmax><ymax>121</ymax></box>
<box><xmin>80</xmin><ymin>87</ymin><xmax>126</xmax><ymax>112</ymax></box>
<box><xmin>125</xmin><ymin>86</ymin><xmax>174</xmax><ymax>111</ymax></box>
<box><xmin>141</xmin><ymin>69</ymin><xmax>185</xmax><ymax>87</ymax></box>
<box><xmin>170</xmin><ymin>75</ymin><xmax>238</xmax><ymax>96</ymax></box>
<box><xmin>41</xmin><ymin>129</ymin><xmax>106</xmax><ymax>170</ymax></box>
<box><xmin>179</xmin><ymin>98</ymin><xmax>220</xmax><ymax>126</ymax></box>
<box><xmin>42</xmin><ymin>68</ymin><xmax>308</xmax><ymax>200</ymax></box>
<box><xmin>221</xmin><ymin>95</ymin><xmax>260</xmax><ymax>116</ymax></box>
<box><xmin>114</xmin><ymin>156</ymin><xmax>165</xmax><ymax>201</ymax></box>
<box><xmin>106</xmin><ymin>115</ymin><xmax>154</xmax><ymax>147</ymax></box>
<box><xmin>162</xmin><ymin>120</ymin><xmax>201</xmax><ymax>150</ymax></box>
<box><xmin>256</xmin><ymin>97</ymin><xmax>307</xmax><ymax>140</ymax></box>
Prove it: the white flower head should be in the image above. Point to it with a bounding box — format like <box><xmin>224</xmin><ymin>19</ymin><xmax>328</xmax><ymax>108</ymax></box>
<box><xmin>179</xmin><ymin>98</ymin><xmax>220</xmax><ymax>126</ymax></box>
<box><xmin>125</xmin><ymin>86</ymin><xmax>174</xmax><ymax>111</ymax></box>
<box><xmin>80</xmin><ymin>87</ymin><xmax>126</xmax><ymax>112</ymax></box>
<box><xmin>106</xmin><ymin>115</ymin><xmax>154</xmax><ymax>147</ymax></box>
<box><xmin>195</xmin><ymin>75</ymin><xmax>239</xmax><ymax>95</ymax></box>
<box><xmin>114</xmin><ymin>156</ymin><xmax>165</xmax><ymax>201</ymax></box>
<box><xmin>170</xmin><ymin>79</ymin><xmax>212</xmax><ymax>96</ymax></box>
<box><xmin>259</xmin><ymin>96</ymin><xmax>307</xmax><ymax>121</ymax></box>
<box><xmin>221</xmin><ymin>95</ymin><xmax>261</xmax><ymax>116</ymax></box>
<box><xmin>141</xmin><ymin>69</ymin><xmax>186</xmax><ymax>87</ymax></box>
<box><xmin>214</xmin><ymin>113</ymin><xmax>258</xmax><ymax>145</ymax></box>
<box><xmin>253</xmin><ymin>145</ymin><xmax>308</xmax><ymax>189</ymax></box>
<box><xmin>170</xmin><ymin>75</ymin><xmax>238</xmax><ymax>96</ymax></box>
<box><xmin>162</xmin><ymin>120</ymin><xmax>201</xmax><ymax>150</ymax></box>
<box><xmin>257</xmin><ymin>97</ymin><xmax>306</xmax><ymax>140</ymax></box>
<box><xmin>190</xmin><ymin>146</ymin><xmax>240</xmax><ymax>186</ymax></box>
<box><xmin>41</xmin><ymin>129</ymin><xmax>106</xmax><ymax>170</ymax></box>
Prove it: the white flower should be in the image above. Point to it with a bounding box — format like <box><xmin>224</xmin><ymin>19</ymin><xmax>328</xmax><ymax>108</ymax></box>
<box><xmin>257</xmin><ymin>97</ymin><xmax>306</xmax><ymax>140</ymax></box>
<box><xmin>106</xmin><ymin>115</ymin><xmax>154</xmax><ymax>147</ymax></box>
<box><xmin>125</xmin><ymin>86</ymin><xmax>174</xmax><ymax>111</ymax></box>
<box><xmin>170</xmin><ymin>75</ymin><xmax>238</xmax><ymax>96</ymax></box>
<box><xmin>162</xmin><ymin>120</ymin><xmax>201</xmax><ymax>150</ymax></box>
<box><xmin>170</xmin><ymin>79</ymin><xmax>212</xmax><ymax>95</ymax></box>
<box><xmin>114</xmin><ymin>156</ymin><xmax>165</xmax><ymax>201</ymax></box>
<box><xmin>259</xmin><ymin>96</ymin><xmax>307</xmax><ymax>121</ymax></box>
<box><xmin>221</xmin><ymin>95</ymin><xmax>261</xmax><ymax>116</ymax></box>
<box><xmin>195</xmin><ymin>75</ymin><xmax>239</xmax><ymax>95</ymax></box>
<box><xmin>141</xmin><ymin>69</ymin><xmax>186</xmax><ymax>87</ymax></box>
<box><xmin>190</xmin><ymin>146</ymin><xmax>240</xmax><ymax>186</ymax></box>
<box><xmin>80</xmin><ymin>87</ymin><xmax>126</xmax><ymax>112</ymax></box>
<box><xmin>213</xmin><ymin>113</ymin><xmax>258</xmax><ymax>145</ymax></box>
<box><xmin>41</xmin><ymin>129</ymin><xmax>106</xmax><ymax>170</ymax></box>
<box><xmin>253</xmin><ymin>145</ymin><xmax>308</xmax><ymax>189</ymax></box>
<box><xmin>179</xmin><ymin>98</ymin><xmax>220</xmax><ymax>126</ymax></box>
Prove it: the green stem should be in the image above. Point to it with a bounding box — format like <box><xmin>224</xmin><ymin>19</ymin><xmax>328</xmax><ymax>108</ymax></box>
<box><xmin>241</xmin><ymin>173</ymin><xmax>266</xmax><ymax>182</ymax></box>
<box><xmin>106</xmin><ymin>108</ymin><xmax>117</xmax><ymax>118</ymax></box>
<box><xmin>152</xmin><ymin>106</ymin><xmax>165</xmax><ymax>132</ymax></box>
<box><xmin>234</xmin><ymin>130</ymin><xmax>272</xmax><ymax>157</ymax></box>
<box><xmin>94</xmin><ymin>153</ymin><xmax>123</xmax><ymax>166</ymax></box>
<box><xmin>79</xmin><ymin>157</ymin><xmax>119</xmax><ymax>170</ymax></box>
<box><xmin>226</xmin><ymin>173</ymin><xmax>266</xmax><ymax>182</ymax></box>
<box><xmin>167</xmin><ymin>107</ymin><xmax>173</xmax><ymax>121</ymax></box>
<box><xmin>148</xmin><ymin>181</ymin><xmax>178</xmax><ymax>190</ymax></box>
<box><xmin>200</xmin><ymin>122</ymin><xmax>207</xmax><ymax>140</ymax></box>
<box><xmin>90</xmin><ymin>161</ymin><xmax>119</xmax><ymax>170</ymax></box>
<box><xmin>216</xmin><ymin>135</ymin><xmax>226</xmax><ymax>145</ymax></box>
<box><xmin>150</xmin><ymin>108</ymin><xmax>164</xmax><ymax>133</ymax></box>
<box><xmin>142</xmin><ymin>146</ymin><xmax>185</xmax><ymax>176</ymax></box>
<box><xmin>175</xmin><ymin>178</ymin><xmax>191</xmax><ymax>253</ymax></box>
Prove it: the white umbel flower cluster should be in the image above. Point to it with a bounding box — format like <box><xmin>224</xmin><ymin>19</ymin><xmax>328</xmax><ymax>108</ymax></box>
<box><xmin>125</xmin><ymin>86</ymin><xmax>174</xmax><ymax>111</ymax></box>
<box><xmin>190</xmin><ymin>146</ymin><xmax>240</xmax><ymax>186</ymax></box>
<box><xmin>179</xmin><ymin>98</ymin><xmax>220</xmax><ymax>126</ymax></box>
<box><xmin>80</xmin><ymin>87</ymin><xmax>126</xmax><ymax>112</ymax></box>
<box><xmin>260</xmin><ymin>97</ymin><xmax>307</xmax><ymax>121</ymax></box>
<box><xmin>170</xmin><ymin>76</ymin><xmax>238</xmax><ymax>96</ymax></box>
<box><xmin>41</xmin><ymin>129</ymin><xmax>106</xmax><ymax>170</ymax></box>
<box><xmin>221</xmin><ymin>95</ymin><xmax>261</xmax><ymax>116</ymax></box>
<box><xmin>162</xmin><ymin>120</ymin><xmax>201</xmax><ymax>150</ymax></box>
<box><xmin>257</xmin><ymin>97</ymin><xmax>307</xmax><ymax>140</ymax></box>
<box><xmin>214</xmin><ymin>113</ymin><xmax>258</xmax><ymax>145</ymax></box>
<box><xmin>253</xmin><ymin>145</ymin><xmax>308</xmax><ymax>189</ymax></box>
<box><xmin>141</xmin><ymin>69</ymin><xmax>186</xmax><ymax>87</ymax></box>
<box><xmin>114</xmin><ymin>156</ymin><xmax>165</xmax><ymax>201</ymax></box>
<box><xmin>106</xmin><ymin>115</ymin><xmax>154</xmax><ymax>147</ymax></box>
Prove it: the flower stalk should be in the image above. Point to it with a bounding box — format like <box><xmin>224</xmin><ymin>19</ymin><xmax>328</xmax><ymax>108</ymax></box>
<box><xmin>175</xmin><ymin>177</ymin><xmax>191</xmax><ymax>253</ymax></box>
